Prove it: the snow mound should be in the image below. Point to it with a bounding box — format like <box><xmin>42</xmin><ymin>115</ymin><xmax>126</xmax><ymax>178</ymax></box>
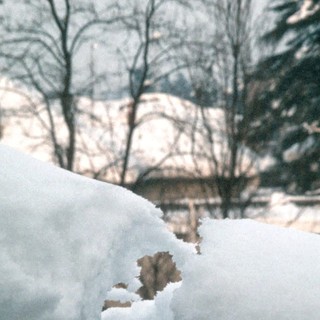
<box><xmin>0</xmin><ymin>144</ymin><xmax>191</xmax><ymax>320</ymax></box>
<box><xmin>103</xmin><ymin>219</ymin><xmax>320</xmax><ymax>320</ymax></box>
<box><xmin>172</xmin><ymin>219</ymin><xmax>320</xmax><ymax>320</ymax></box>
<box><xmin>3</xmin><ymin>144</ymin><xmax>320</xmax><ymax>320</ymax></box>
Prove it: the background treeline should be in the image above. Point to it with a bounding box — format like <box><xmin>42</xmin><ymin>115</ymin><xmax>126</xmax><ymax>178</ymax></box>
<box><xmin>0</xmin><ymin>0</ymin><xmax>319</xmax><ymax>212</ymax></box>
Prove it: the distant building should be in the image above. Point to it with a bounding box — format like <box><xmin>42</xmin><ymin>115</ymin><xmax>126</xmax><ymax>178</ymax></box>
<box><xmin>0</xmin><ymin>84</ymin><xmax>260</xmax><ymax>204</ymax></box>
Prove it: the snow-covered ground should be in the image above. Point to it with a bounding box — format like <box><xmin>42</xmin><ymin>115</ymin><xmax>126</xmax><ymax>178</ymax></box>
<box><xmin>2</xmin><ymin>145</ymin><xmax>320</xmax><ymax>319</ymax></box>
<box><xmin>0</xmin><ymin>144</ymin><xmax>192</xmax><ymax>320</ymax></box>
<box><xmin>253</xmin><ymin>192</ymin><xmax>320</xmax><ymax>233</ymax></box>
<box><xmin>164</xmin><ymin>194</ymin><xmax>320</xmax><ymax>235</ymax></box>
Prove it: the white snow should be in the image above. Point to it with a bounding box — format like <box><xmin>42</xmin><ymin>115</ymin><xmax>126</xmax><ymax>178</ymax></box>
<box><xmin>2</xmin><ymin>145</ymin><xmax>320</xmax><ymax>319</ymax></box>
<box><xmin>102</xmin><ymin>282</ymin><xmax>180</xmax><ymax>320</ymax></box>
<box><xmin>104</xmin><ymin>219</ymin><xmax>320</xmax><ymax>320</ymax></box>
<box><xmin>105</xmin><ymin>287</ymin><xmax>141</xmax><ymax>303</ymax></box>
<box><xmin>171</xmin><ymin>219</ymin><xmax>320</xmax><ymax>320</ymax></box>
<box><xmin>283</xmin><ymin>135</ymin><xmax>315</xmax><ymax>162</ymax></box>
<box><xmin>0</xmin><ymin>144</ymin><xmax>191</xmax><ymax>320</ymax></box>
<box><xmin>287</xmin><ymin>0</ymin><xmax>320</xmax><ymax>24</ymax></box>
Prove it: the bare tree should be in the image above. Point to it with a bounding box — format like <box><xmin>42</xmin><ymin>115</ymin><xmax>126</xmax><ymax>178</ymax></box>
<box><xmin>0</xmin><ymin>0</ymin><xmax>120</xmax><ymax>171</ymax></box>
<box><xmin>110</xmin><ymin>0</ymin><xmax>189</xmax><ymax>187</ymax></box>
<box><xmin>182</xmin><ymin>0</ymin><xmax>259</xmax><ymax>218</ymax></box>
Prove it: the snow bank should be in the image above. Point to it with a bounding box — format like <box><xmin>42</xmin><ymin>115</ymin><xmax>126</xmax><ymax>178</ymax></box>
<box><xmin>2</xmin><ymin>144</ymin><xmax>320</xmax><ymax>320</ymax></box>
<box><xmin>172</xmin><ymin>219</ymin><xmax>320</xmax><ymax>320</ymax></box>
<box><xmin>0</xmin><ymin>144</ymin><xmax>191</xmax><ymax>320</ymax></box>
<box><xmin>103</xmin><ymin>218</ymin><xmax>320</xmax><ymax>320</ymax></box>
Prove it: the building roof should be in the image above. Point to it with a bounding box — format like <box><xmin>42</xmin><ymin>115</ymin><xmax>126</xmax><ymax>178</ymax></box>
<box><xmin>0</xmin><ymin>82</ymin><xmax>258</xmax><ymax>183</ymax></box>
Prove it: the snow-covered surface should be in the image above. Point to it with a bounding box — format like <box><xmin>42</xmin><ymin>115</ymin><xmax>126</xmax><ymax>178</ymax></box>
<box><xmin>0</xmin><ymin>144</ymin><xmax>192</xmax><ymax>320</ymax></box>
<box><xmin>172</xmin><ymin>219</ymin><xmax>320</xmax><ymax>320</ymax></box>
<box><xmin>105</xmin><ymin>287</ymin><xmax>141</xmax><ymax>303</ymax></box>
<box><xmin>287</xmin><ymin>0</ymin><xmax>320</xmax><ymax>24</ymax></box>
<box><xmin>75</xmin><ymin>93</ymin><xmax>258</xmax><ymax>181</ymax></box>
<box><xmin>3</xmin><ymin>145</ymin><xmax>320</xmax><ymax>319</ymax></box>
<box><xmin>283</xmin><ymin>135</ymin><xmax>315</xmax><ymax>162</ymax></box>
<box><xmin>255</xmin><ymin>193</ymin><xmax>320</xmax><ymax>234</ymax></box>
<box><xmin>163</xmin><ymin>192</ymin><xmax>320</xmax><ymax>234</ymax></box>
<box><xmin>103</xmin><ymin>219</ymin><xmax>320</xmax><ymax>320</ymax></box>
<box><xmin>0</xmin><ymin>83</ymin><xmax>258</xmax><ymax>183</ymax></box>
<box><xmin>102</xmin><ymin>282</ymin><xmax>181</xmax><ymax>320</ymax></box>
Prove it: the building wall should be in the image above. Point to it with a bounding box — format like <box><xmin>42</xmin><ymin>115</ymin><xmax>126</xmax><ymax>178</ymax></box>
<box><xmin>133</xmin><ymin>176</ymin><xmax>259</xmax><ymax>203</ymax></box>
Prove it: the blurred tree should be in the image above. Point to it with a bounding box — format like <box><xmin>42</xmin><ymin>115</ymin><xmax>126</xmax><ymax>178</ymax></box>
<box><xmin>252</xmin><ymin>0</ymin><xmax>320</xmax><ymax>192</ymax></box>
<box><xmin>114</xmin><ymin>0</ymin><xmax>189</xmax><ymax>187</ymax></box>
<box><xmin>188</xmin><ymin>0</ymin><xmax>259</xmax><ymax>218</ymax></box>
<box><xmin>0</xmin><ymin>0</ymin><xmax>119</xmax><ymax>171</ymax></box>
